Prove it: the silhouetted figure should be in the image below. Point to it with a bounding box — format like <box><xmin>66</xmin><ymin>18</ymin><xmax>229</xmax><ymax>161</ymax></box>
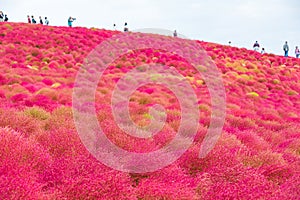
<box><xmin>173</xmin><ymin>30</ymin><xmax>178</xmax><ymax>37</ymax></box>
<box><xmin>0</xmin><ymin>11</ymin><xmax>4</xmax><ymax>22</ymax></box>
<box><xmin>283</xmin><ymin>41</ymin><xmax>289</xmax><ymax>57</ymax></box>
<box><xmin>39</xmin><ymin>16</ymin><xmax>43</xmax><ymax>25</ymax></box>
<box><xmin>261</xmin><ymin>48</ymin><xmax>265</xmax><ymax>54</ymax></box>
<box><xmin>27</xmin><ymin>15</ymin><xmax>31</xmax><ymax>23</ymax></box>
<box><xmin>68</xmin><ymin>17</ymin><xmax>76</xmax><ymax>27</ymax></box>
<box><xmin>45</xmin><ymin>17</ymin><xmax>49</xmax><ymax>25</ymax></box>
<box><xmin>124</xmin><ymin>22</ymin><xmax>129</xmax><ymax>32</ymax></box>
<box><xmin>31</xmin><ymin>16</ymin><xmax>36</xmax><ymax>24</ymax></box>
<box><xmin>253</xmin><ymin>41</ymin><xmax>260</xmax><ymax>52</ymax></box>
<box><xmin>4</xmin><ymin>14</ymin><xmax>8</xmax><ymax>22</ymax></box>
<box><xmin>113</xmin><ymin>23</ymin><xmax>116</xmax><ymax>30</ymax></box>
<box><xmin>295</xmin><ymin>46</ymin><xmax>300</xmax><ymax>58</ymax></box>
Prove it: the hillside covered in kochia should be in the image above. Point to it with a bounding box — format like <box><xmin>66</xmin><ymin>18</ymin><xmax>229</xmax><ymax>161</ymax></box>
<box><xmin>0</xmin><ymin>22</ymin><xmax>299</xmax><ymax>199</ymax></box>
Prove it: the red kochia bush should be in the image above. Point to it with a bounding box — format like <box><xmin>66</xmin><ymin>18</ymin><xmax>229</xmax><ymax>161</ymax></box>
<box><xmin>0</xmin><ymin>90</ymin><xmax>5</xmax><ymax>98</ymax></box>
<box><xmin>48</xmin><ymin>156</ymin><xmax>137</xmax><ymax>199</ymax></box>
<box><xmin>135</xmin><ymin>165</ymin><xmax>198</xmax><ymax>199</ymax></box>
<box><xmin>0</xmin><ymin>74</ymin><xmax>7</xmax><ymax>85</ymax></box>
<box><xmin>0</xmin><ymin>127</ymin><xmax>51</xmax><ymax>199</ymax></box>
<box><xmin>0</xmin><ymin>108</ymin><xmax>42</xmax><ymax>138</ymax></box>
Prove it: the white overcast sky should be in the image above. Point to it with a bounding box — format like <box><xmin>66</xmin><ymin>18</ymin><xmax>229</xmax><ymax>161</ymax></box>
<box><xmin>2</xmin><ymin>0</ymin><xmax>300</xmax><ymax>56</ymax></box>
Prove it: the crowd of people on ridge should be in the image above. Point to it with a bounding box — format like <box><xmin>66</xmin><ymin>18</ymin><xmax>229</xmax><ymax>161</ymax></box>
<box><xmin>27</xmin><ymin>15</ymin><xmax>49</xmax><ymax>25</ymax></box>
<box><xmin>0</xmin><ymin>11</ymin><xmax>8</xmax><ymax>22</ymax></box>
<box><xmin>252</xmin><ymin>40</ymin><xmax>300</xmax><ymax>58</ymax></box>
<box><xmin>1</xmin><ymin>9</ymin><xmax>299</xmax><ymax>58</ymax></box>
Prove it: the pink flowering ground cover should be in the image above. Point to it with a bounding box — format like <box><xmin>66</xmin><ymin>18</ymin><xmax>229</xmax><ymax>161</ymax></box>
<box><xmin>0</xmin><ymin>22</ymin><xmax>299</xmax><ymax>199</ymax></box>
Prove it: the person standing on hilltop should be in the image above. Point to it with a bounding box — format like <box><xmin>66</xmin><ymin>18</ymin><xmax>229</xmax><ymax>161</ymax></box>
<box><xmin>45</xmin><ymin>17</ymin><xmax>49</xmax><ymax>25</ymax></box>
<box><xmin>31</xmin><ymin>16</ymin><xmax>37</xmax><ymax>24</ymax></box>
<box><xmin>39</xmin><ymin>16</ymin><xmax>43</xmax><ymax>25</ymax></box>
<box><xmin>283</xmin><ymin>41</ymin><xmax>289</xmax><ymax>57</ymax></box>
<box><xmin>27</xmin><ymin>15</ymin><xmax>31</xmax><ymax>23</ymax></box>
<box><xmin>4</xmin><ymin>14</ymin><xmax>8</xmax><ymax>22</ymax></box>
<box><xmin>295</xmin><ymin>46</ymin><xmax>300</xmax><ymax>58</ymax></box>
<box><xmin>173</xmin><ymin>30</ymin><xmax>178</xmax><ymax>37</ymax></box>
<box><xmin>0</xmin><ymin>11</ymin><xmax>4</xmax><ymax>22</ymax></box>
<box><xmin>253</xmin><ymin>41</ymin><xmax>260</xmax><ymax>52</ymax></box>
<box><xmin>68</xmin><ymin>17</ymin><xmax>76</xmax><ymax>27</ymax></box>
<box><xmin>124</xmin><ymin>22</ymin><xmax>129</xmax><ymax>32</ymax></box>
